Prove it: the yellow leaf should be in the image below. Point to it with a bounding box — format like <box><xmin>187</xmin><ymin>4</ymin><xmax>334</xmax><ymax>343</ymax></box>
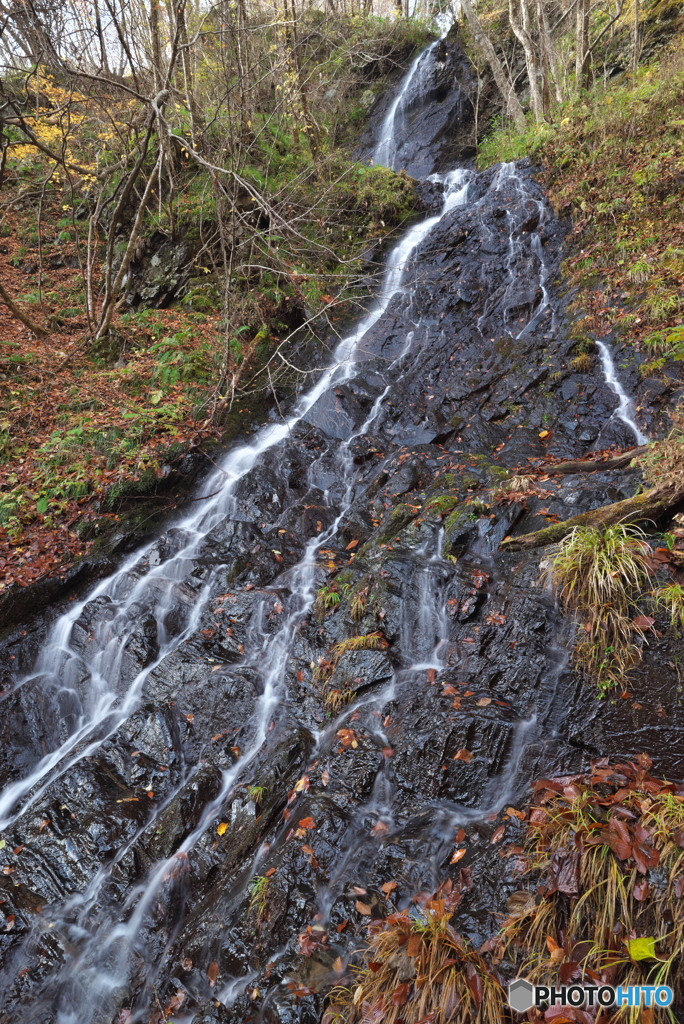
<box><xmin>626</xmin><ymin>936</ymin><xmax>657</xmax><ymax>960</ymax></box>
<box><xmin>217</xmin><ymin>822</ymin><xmax>229</xmax><ymax>836</ymax></box>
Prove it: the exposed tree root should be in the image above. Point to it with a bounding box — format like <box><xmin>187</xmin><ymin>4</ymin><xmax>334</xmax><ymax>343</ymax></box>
<box><xmin>0</xmin><ymin>282</ymin><xmax>49</xmax><ymax>336</ymax></box>
<box><xmin>501</xmin><ymin>479</ymin><xmax>684</xmax><ymax>550</ymax></box>
<box><xmin>540</xmin><ymin>445</ymin><xmax>647</xmax><ymax>475</ymax></box>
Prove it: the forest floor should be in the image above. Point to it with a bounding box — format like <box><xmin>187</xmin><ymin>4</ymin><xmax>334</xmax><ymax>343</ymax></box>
<box><xmin>0</xmin><ymin>188</ymin><xmax>225</xmax><ymax>590</ymax></box>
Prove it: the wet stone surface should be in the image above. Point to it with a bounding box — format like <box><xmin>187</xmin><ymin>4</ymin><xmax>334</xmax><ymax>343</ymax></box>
<box><xmin>0</xmin><ymin>36</ymin><xmax>680</xmax><ymax>1024</ymax></box>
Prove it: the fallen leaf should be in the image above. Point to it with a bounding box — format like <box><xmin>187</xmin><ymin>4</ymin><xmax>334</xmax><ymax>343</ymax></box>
<box><xmin>466</xmin><ymin>963</ymin><xmax>485</xmax><ymax>1004</ymax></box>
<box><xmin>626</xmin><ymin>936</ymin><xmax>657</xmax><ymax>960</ymax></box>
<box><xmin>298</xmin><ymin>817</ymin><xmax>316</xmax><ymax>829</ymax></box>
<box><xmin>346</xmin><ymin>539</ymin><xmax>359</xmax><ymax>550</ymax></box>
<box><xmin>490</xmin><ymin>824</ymin><xmax>506</xmax><ymax>844</ymax></box>
<box><xmin>450</xmin><ymin>848</ymin><xmax>467</xmax><ymax>864</ymax></box>
<box><xmin>633</xmin><ymin>879</ymin><xmax>651</xmax><ymax>901</ymax></box>
<box><xmin>476</xmin><ymin>697</ymin><xmax>492</xmax><ymax>707</ymax></box>
<box><xmin>381</xmin><ymin>881</ymin><xmax>398</xmax><ymax>894</ymax></box>
<box><xmin>207</xmin><ymin>961</ymin><xmax>219</xmax><ymax>986</ymax></box>
<box><xmin>485</xmin><ymin>613</ymin><xmax>506</xmax><ymax>626</ymax></box>
<box><xmin>633</xmin><ymin>615</ymin><xmax>655</xmax><ymax>629</ymax></box>
<box><xmin>392</xmin><ymin>981</ymin><xmax>412</xmax><ymax>1007</ymax></box>
<box><xmin>217</xmin><ymin>822</ymin><xmax>228</xmax><ymax>836</ymax></box>
<box><xmin>355</xmin><ymin>901</ymin><xmax>372</xmax><ymax>915</ymax></box>
<box><xmin>454</xmin><ymin>748</ymin><xmax>474</xmax><ymax>762</ymax></box>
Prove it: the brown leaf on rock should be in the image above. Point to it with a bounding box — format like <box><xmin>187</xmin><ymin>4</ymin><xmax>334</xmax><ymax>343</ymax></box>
<box><xmin>490</xmin><ymin>824</ymin><xmax>506</xmax><ymax>844</ymax></box>
<box><xmin>549</xmin><ymin>849</ymin><xmax>581</xmax><ymax>895</ymax></box>
<box><xmin>559</xmin><ymin>961</ymin><xmax>581</xmax><ymax>985</ymax></box>
<box><xmin>632</xmin><ymin>614</ymin><xmax>655</xmax><ymax>629</ymax></box>
<box><xmin>506</xmin><ymin>891</ymin><xmax>536</xmax><ymax>918</ymax></box>
<box><xmin>466</xmin><ymin>963</ymin><xmax>484</xmax><ymax>1005</ymax></box>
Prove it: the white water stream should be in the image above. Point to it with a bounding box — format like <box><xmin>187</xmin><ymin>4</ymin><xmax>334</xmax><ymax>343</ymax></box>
<box><xmin>597</xmin><ymin>339</ymin><xmax>649</xmax><ymax>445</ymax></box>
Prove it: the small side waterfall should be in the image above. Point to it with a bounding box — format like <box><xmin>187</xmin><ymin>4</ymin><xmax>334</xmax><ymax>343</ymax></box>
<box><xmin>596</xmin><ymin>339</ymin><xmax>649</xmax><ymax>445</ymax></box>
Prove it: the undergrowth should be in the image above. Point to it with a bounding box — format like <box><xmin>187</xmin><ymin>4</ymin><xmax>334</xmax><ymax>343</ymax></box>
<box><xmin>500</xmin><ymin>757</ymin><xmax>684</xmax><ymax>1023</ymax></box>
<box><xmin>327</xmin><ymin>884</ymin><xmax>506</xmax><ymax>1024</ymax></box>
<box><xmin>549</xmin><ymin>524</ymin><xmax>652</xmax><ymax>692</ymax></box>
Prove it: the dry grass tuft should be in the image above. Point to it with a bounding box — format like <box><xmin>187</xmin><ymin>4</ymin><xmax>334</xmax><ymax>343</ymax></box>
<box><xmin>328</xmin><ymin>883</ymin><xmax>505</xmax><ymax>1024</ymax></box>
<box><xmin>501</xmin><ymin>757</ymin><xmax>684</xmax><ymax>1023</ymax></box>
<box><xmin>570</xmin><ymin>352</ymin><xmax>593</xmax><ymax>373</ymax></box>
<box><xmin>331</xmin><ymin>631</ymin><xmax>389</xmax><ymax>656</ymax></box>
<box><xmin>653</xmin><ymin>582</ymin><xmax>684</xmax><ymax>631</ymax></box>
<box><xmin>549</xmin><ymin>523</ymin><xmax>652</xmax><ymax>691</ymax></box>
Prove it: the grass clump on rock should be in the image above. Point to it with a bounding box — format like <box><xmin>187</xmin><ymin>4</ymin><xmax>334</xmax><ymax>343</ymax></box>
<box><xmin>549</xmin><ymin>523</ymin><xmax>652</xmax><ymax>692</ymax></box>
<box><xmin>653</xmin><ymin>582</ymin><xmax>684</xmax><ymax>631</ymax></box>
<box><xmin>328</xmin><ymin>887</ymin><xmax>505</xmax><ymax>1024</ymax></box>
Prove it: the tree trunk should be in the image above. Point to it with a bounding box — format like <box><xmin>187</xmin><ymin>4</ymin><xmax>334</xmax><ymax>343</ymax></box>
<box><xmin>632</xmin><ymin>0</ymin><xmax>642</xmax><ymax>74</ymax></box>
<box><xmin>509</xmin><ymin>0</ymin><xmax>546</xmax><ymax>120</ymax></box>
<box><xmin>541</xmin><ymin>446</ymin><xmax>647</xmax><ymax>475</ymax></box>
<box><xmin>501</xmin><ymin>480</ymin><xmax>684</xmax><ymax>551</ymax></box>
<box><xmin>461</xmin><ymin>0</ymin><xmax>526</xmax><ymax>128</ymax></box>
<box><xmin>575</xmin><ymin>0</ymin><xmax>591</xmax><ymax>90</ymax></box>
<box><xmin>538</xmin><ymin>0</ymin><xmax>563</xmax><ymax>104</ymax></box>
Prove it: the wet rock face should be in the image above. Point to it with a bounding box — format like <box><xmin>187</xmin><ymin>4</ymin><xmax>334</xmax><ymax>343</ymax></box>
<box><xmin>355</xmin><ymin>36</ymin><xmax>477</xmax><ymax>176</ymax></box>
<box><xmin>0</xmin><ymin>40</ymin><xmax>678</xmax><ymax>1024</ymax></box>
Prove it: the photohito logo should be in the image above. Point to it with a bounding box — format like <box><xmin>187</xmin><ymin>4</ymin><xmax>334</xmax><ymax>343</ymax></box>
<box><xmin>507</xmin><ymin>979</ymin><xmax>674</xmax><ymax>1013</ymax></box>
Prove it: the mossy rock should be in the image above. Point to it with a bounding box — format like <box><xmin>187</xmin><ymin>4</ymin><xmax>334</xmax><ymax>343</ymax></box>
<box><xmin>424</xmin><ymin>493</ymin><xmax>461</xmax><ymax>517</ymax></box>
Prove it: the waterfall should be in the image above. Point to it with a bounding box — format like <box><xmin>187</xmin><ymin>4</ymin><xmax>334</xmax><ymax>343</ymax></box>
<box><xmin>0</xmin><ymin>31</ymin><xmax>625</xmax><ymax>1024</ymax></box>
<box><xmin>372</xmin><ymin>15</ymin><xmax>452</xmax><ymax>171</ymax></box>
<box><xmin>596</xmin><ymin>340</ymin><xmax>649</xmax><ymax>445</ymax></box>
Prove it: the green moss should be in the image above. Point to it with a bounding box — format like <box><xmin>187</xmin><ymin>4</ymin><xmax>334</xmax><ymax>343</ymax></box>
<box><xmin>444</xmin><ymin>504</ymin><xmax>470</xmax><ymax>538</ymax></box>
<box><xmin>424</xmin><ymin>493</ymin><xmax>460</xmax><ymax>516</ymax></box>
<box><xmin>359</xmin><ymin>502</ymin><xmax>417</xmax><ymax>554</ymax></box>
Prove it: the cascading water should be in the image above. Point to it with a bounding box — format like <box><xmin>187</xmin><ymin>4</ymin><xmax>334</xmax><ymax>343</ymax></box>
<box><xmin>596</xmin><ymin>339</ymin><xmax>649</xmax><ymax>445</ymax></box>
<box><xmin>0</xmin><ymin>27</ymin><xmax>649</xmax><ymax>1024</ymax></box>
<box><xmin>373</xmin><ymin>42</ymin><xmax>440</xmax><ymax>170</ymax></box>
